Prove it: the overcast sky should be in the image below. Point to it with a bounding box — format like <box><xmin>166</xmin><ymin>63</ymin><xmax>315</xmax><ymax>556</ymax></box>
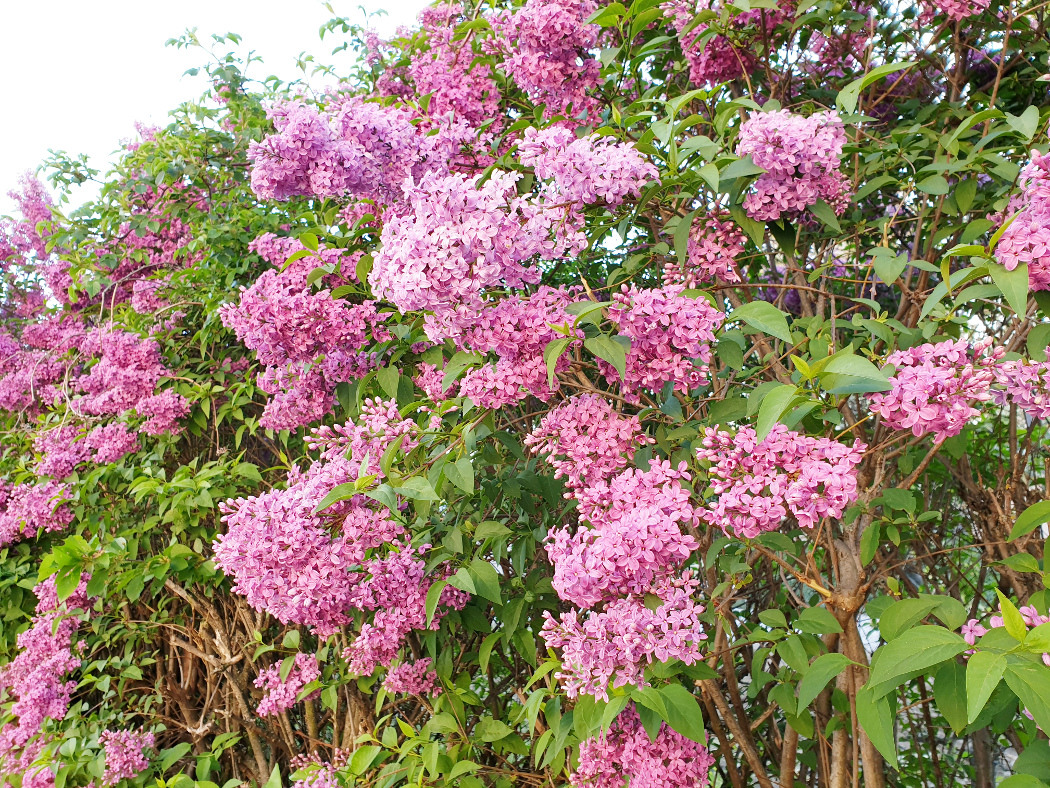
<box><xmin>0</xmin><ymin>0</ymin><xmax>432</xmax><ymax>215</ymax></box>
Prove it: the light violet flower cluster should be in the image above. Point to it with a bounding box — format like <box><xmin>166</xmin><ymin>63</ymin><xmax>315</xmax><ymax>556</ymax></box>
<box><xmin>489</xmin><ymin>0</ymin><xmax>602</xmax><ymax>120</ymax></box>
<box><xmin>382</xmin><ymin>658</ymin><xmax>440</xmax><ymax>696</ymax></box>
<box><xmin>523</xmin><ymin>395</ymin><xmax>653</xmax><ymax>491</ymax></box>
<box><xmin>99</xmin><ymin>728</ymin><xmax>155</xmax><ymax>785</ymax></box>
<box><xmin>423</xmin><ymin>286</ymin><xmax>581</xmax><ymax>408</ymax></box>
<box><xmin>696</xmin><ymin>424</ymin><xmax>866</xmax><ymax>538</ymax></box>
<box><xmin>995</xmin><ymin>150</ymin><xmax>1050</xmax><ymax>291</ymax></box>
<box><xmin>572</xmin><ymin>704</ymin><xmax>714</xmax><ymax>788</ymax></box>
<box><xmin>0</xmin><ymin>481</ymin><xmax>74</xmax><ymax>548</ymax></box>
<box><xmin>868</xmin><ymin>339</ymin><xmax>1002</xmax><ymax>441</ymax></box>
<box><xmin>664</xmin><ymin>213</ymin><xmax>746</xmax><ymax>286</ymax></box>
<box><xmin>602</xmin><ymin>285</ymin><xmax>725</xmax><ymax>401</ymax></box>
<box><xmin>531</xmin><ymin>397</ymin><xmax>707</xmax><ymax>699</ymax></box>
<box><xmin>255</xmin><ymin>653</ymin><xmax>322</xmax><ymax>717</ymax></box>
<box><xmin>993</xmin><ymin>348</ymin><xmax>1050</xmax><ymax>419</ymax></box>
<box><xmin>0</xmin><ymin>576</ymin><xmax>92</xmax><ymax>785</ymax></box>
<box><xmin>736</xmin><ymin>110</ymin><xmax>851</xmax><ymax>222</ymax></box>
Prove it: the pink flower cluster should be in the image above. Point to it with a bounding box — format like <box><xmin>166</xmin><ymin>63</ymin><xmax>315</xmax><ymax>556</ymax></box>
<box><xmin>920</xmin><ymin>0</ymin><xmax>989</xmax><ymax>22</ymax></box>
<box><xmin>541</xmin><ymin>574</ymin><xmax>707</xmax><ymax>700</ymax></box>
<box><xmin>382</xmin><ymin>658</ymin><xmax>440</xmax><ymax>696</ymax></box>
<box><xmin>424</xmin><ymin>286</ymin><xmax>581</xmax><ymax>408</ymax></box>
<box><xmin>696</xmin><ymin>424</ymin><xmax>865</xmax><ymax>538</ymax></box>
<box><xmin>255</xmin><ymin>653</ymin><xmax>322</xmax><ymax>717</ymax></box>
<box><xmin>220</xmin><ymin>232</ymin><xmax>388</xmax><ymax>431</ymax></box>
<box><xmin>0</xmin><ymin>576</ymin><xmax>91</xmax><ymax>785</ymax></box>
<box><xmin>216</xmin><ymin>401</ymin><xmax>468</xmax><ymax>674</ymax></box>
<box><xmin>0</xmin><ymin>481</ymin><xmax>73</xmax><ymax>548</ymax></box>
<box><xmin>519</xmin><ymin>126</ymin><xmax>658</xmax><ymax>206</ymax></box>
<box><xmin>868</xmin><ymin>340</ymin><xmax>1002</xmax><ymax>441</ymax></box>
<box><xmin>994</xmin><ymin>348</ymin><xmax>1050</xmax><ymax>419</ymax></box>
<box><xmin>369</xmin><ymin>171</ymin><xmax>546</xmax><ymax>313</ymax></box>
<box><xmin>736</xmin><ymin>110</ymin><xmax>851</xmax><ymax>222</ymax></box>
<box><xmin>995</xmin><ymin>150</ymin><xmax>1050</xmax><ymax>291</ymax></box>
<box><xmin>489</xmin><ymin>0</ymin><xmax>602</xmax><ymax>120</ymax></box>
<box><xmin>572</xmin><ymin>704</ymin><xmax>714</xmax><ymax>788</ymax></box>
<box><xmin>530</xmin><ymin>396</ymin><xmax>707</xmax><ymax>699</ymax></box>
<box><xmin>602</xmin><ymin>285</ymin><xmax>724</xmax><ymax>401</ymax></box>
<box><xmin>100</xmin><ymin>728</ymin><xmax>155</xmax><ymax>785</ymax></box>
<box><xmin>524</xmin><ymin>395</ymin><xmax>653</xmax><ymax>491</ymax></box>
<box><xmin>0</xmin><ymin>174</ymin><xmax>53</xmax><ymax>264</ymax></box>
<box><xmin>665</xmin><ymin>213</ymin><xmax>746</xmax><ymax>286</ymax></box>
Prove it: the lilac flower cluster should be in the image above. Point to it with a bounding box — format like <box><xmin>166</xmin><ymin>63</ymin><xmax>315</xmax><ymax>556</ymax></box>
<box><xmin>665</xmin><ymin>213</ymin><xmax>746</xmax><ymax>286</ymax></box>
<box><xmin>0</xmin><ymin>481</ymin><xmax>73</xmax><ymax>548</ymax></box>
<box><xmin>523</xmin><ymin>395</ymin><xmax>653</xmax><ymax>491</ymax></box>
<box><xmin>220</xmin><ymin>232</ymin><xmax>388</xmax><ymax>431</ymax></box>
<box><xmin>99</xmin><ymin>728</ymin><xmax>155</xmax><ymax>785</ymax></box>
<box><xmin>602</xmin><ymin>285</ymin><xmax>724</xmax><ymax>401</ymax></box>
<box><xmin>0</xmin><ymin>576</ymin><xmax>91</xmax><ymax>786</ymax></box>
<box><xmin>572</xmin><ymin>704</ymin><xmax>714</xmax><ymax>788</ymax></box>
<box><xmin>382</xmin><ymin>657</ymin><xmax>440</xmax><ymax>696</ymax></box>
<box><xmin>995</xmin><ymin>150</ymin><xmax>1050</xmax><ymax>291</ymax></box>
<box><xmin>993</xmin><ymin>348</ymin><xmax>1050</xmax><ymax>419</ymax></box>
<box><xmin>695</xmin><ymin>424</ymin><xmax>866</xmax><ymax>538</ymax></box>
<box><xmin>919</xmin><ymin>0</ymin><xmax>989</xmax><ymax>22</ymax></box>
<box><xmin>868</xmin><ymin>340</ymin><xmax>1002</xmax><ymax>441</ymax></box>
<box><xmin>255</xmin><ymin>653</ymin><xmax>322</xmax><ymax>717</ymax></box>
<box><xmin>424</xmin><ymin>286</ymin><xmax>581</xmax><ymax>408</ymax></box>
<box><xmin>736</xmin><ymin>110</ymin><xmax>851</xmax><ymax>222</ymax></box>
<box><xmin>530</xmin><ymin>396</ymin><xmax>707</xmax><ymax>699</ymax></box>
<box><xmin>489</xmin><ymin>0</ymin><xmax>602</xmax><ymax>120</ymax></box>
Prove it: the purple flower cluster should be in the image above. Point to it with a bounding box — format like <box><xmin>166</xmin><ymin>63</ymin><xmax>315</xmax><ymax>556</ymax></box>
<box><xmin>665</xmin><ymin>213</ymin><xmax>746</xmax><ymax>286</ymax></box>
<box><xmin>382</xmin><ymin>657</ymin><xmax>440</xmax><ymax>696</ymax></box>
<box><xmin>99</xmin><ymin>728</ymin><xmax>155</xmax><ymax>785</ymax></box>
<box><xmin>919</xmin><ymin>0</ymin><xmax>989</xmax><ymax>22</ymax></box>
<box><xmin>489</xmin><ymin>0</ymin><xmax>602</xmax><ymax>120</ymax></box>
<box><xmin>994</xmin><ymin>348</ymin><xmax>1050</xmax><ymax>419</ymax></box>
<box><xmin>736</xmin><ymin>110</ymin><xmax>851</xmax><ymax>222</ymax></box>
<box><xmin>995</xmin><ymin>151</ymin><xmax>1050</xmax><ymax>291</ymax></box>
<box><xmin>572</xmin><ymin>704</ymin><xmax>714</xmax><ymax>788</ymax></box>
<box><xmin>696</xmin><ymin>424</ymin><xmax>865</xmax><ymax>538</ymax></box>
<box><xmin>255</xmin><ymin>653</ymin><xmax>321</xmax><ymax>717</ymax></box>
<box><xmin>868</xmin><ymin>339</ymin><xmax>1002</xmax><ymax>441</ymax></box>
<box><xmin>602</xmin><ymin>285</ymin><xmax>724</xmax><ymax>401</ymax></box>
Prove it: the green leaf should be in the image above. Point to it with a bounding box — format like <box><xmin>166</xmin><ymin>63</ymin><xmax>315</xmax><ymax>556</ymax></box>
<box><xmin>657</xmin><ymin>683</ymin><xmax>706</xmax><ymax>743</ymax></box>
<box><xmin>821</xmin><ymin>354</ymin><xmax>892</xmax><ymax>393</ymax></box>
<box><xmin>1005</xmin><ymin>661</ymin><xmax>1050</xmax><ymax>733</ymax></box>
<box><xmin>837</xmin><ymin>61</ymin><xmax>916</xmax><ymax>114</ymax></box>
<box><xmin>1009</xmin><ymin>500</ymin><xmax>1050</xmax><ymax>541</ymax></box>
<box><xmin>445</xmin><ymin>457</ymin><xmax>475</xmax><ymax>494</ymax></box>
<box><xmin>442</xmin><ymin>350</ymin><xmax>483</xmax><ymax>392</ymax></box>
<box><xmin>871</xmin><ymin>250</ymin><xmax>909</xmax><ymax>284</ymax></box>
<box><xmin>731</xmin><ymin>300</ymin><xmax>793</xmax><ymax>343</ymax></box>
<box><xmin>917</xmin><ymin>175</ymin><xmax>950</xmax><ymax>195</ymax></box>
<box><xmin>1005</xmin><ymin>106</ymin><xmax>1040</xmax><ymax>140</ymax></box>
<box><xmin>796</xmin><ymin>606</ymin><xmax>843</xmax><ymax>635</ymax></box>
<box><xmin>989</xmin><ymin>261</ymin><xmax>1030</xmax><ymax>316</ymax></box>
<box><xmin>544</xmin><ymin>338</ymin><xmax>572</xmax><ymax>387</ymax></box>
<box><xmin>585</xmin><ymin>335</ymin><xmax>629</xmax><ymax>380</ymax></box>
<box><xmin>425</xmin><ymin>580</ymin><xmax>447</xmax><ymax>627</ymax></box>
<box><xmin>809</xmin><ymin>200</ymin><xmax>841</xmax><ymax>232</ymax></box>
<box><xmin>160</xmin><ymin>742</ymin><xmax>193</xmax><ymax>772</ymax></box>
<box><xmin>476</xmin><ymin>717</ymin><xmax>514</xmax><ymax>742</ymax></box>
<box><xmin>468</xmin><ymin>557</ymin><xmax>502</xmax><ymax>605</ymax></box>
<box><xmin>879</xmin><ymin>598</ymin><xmax>940</xmax><ymax>641</ymax></box>
<box><xmin>377</xmin><ymin>366</ymin><xmax>399</xmax><ymax>398</ymax></box>
<box><xmin>299</xmin><ymin>232</ymin><xmax>318</xmax><ymax>251</ymax></box>
<box><xmin>755</xmin><ymin>384</ymin><xmax>799</xmax><ymax>441</ymax></box>
<box><xmin>313</xmin><ymin>482</ymin><xmax>359</xmax><ymax>513</ymax></box>
<box><xmin>999</xmin><ymin>776</ymin><xmax>1050</xmax><ymax>788</ymax></box>
<box><xmin>349</xmin><ymin>746</ymin><xmax>381</xmax><ymax>775</ymax></box>
<box><xmin>396</xmin><ymin>477</ymin><xmax>439</xmax><ymax>501</ymax></box>
<box><xmin>996</xmin><ymin>590</ymin><xmax>1028</xmax><ymax>641</ymax></box>
<box><xmin>860</xmin><ymin>522</ymin><xmax>881</xmax><ymax>566</ymax></box>
<box><xmin>282</xmin><ymin>630</ymin><xmax>300</xmax><ymax>649</ymax></box>
<box><xmin>933</xmin><ymin>660</ymin><xmax>968</xmax><ymax>733</ymax></box>
<box><xmin>263</xmin><ymin>764</ymin><xmax>282</xmax><ymax>788</ymax></box>
<box><xmin>966</xmin><ymin>650</ymin><xmax>1006</xmax><ymax>724</ymax></box>
<box><xmin>855</xmin><ymin>686</ymin><xmax>898</xmax><ymax>769</ymax></box>
<box><xmin>797</xmin><ymin>653</ymin><xmax>852</xmax><ymax>710</ymax></box>
<box><xmin>866</xmin><ymin>626</ymin><xmax>969</xmax><ymax>698</ymax></box>
<box><xmin>720</xmin><ymin>155</ymin><xmax>766</xmax><ymax>181</ymax></box>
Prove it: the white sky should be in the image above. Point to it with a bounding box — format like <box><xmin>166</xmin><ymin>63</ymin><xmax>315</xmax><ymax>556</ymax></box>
<box><xmin>0</xmin><ymin>0</ymin><xmax>433</xmax><ymax>215</ymax></box>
